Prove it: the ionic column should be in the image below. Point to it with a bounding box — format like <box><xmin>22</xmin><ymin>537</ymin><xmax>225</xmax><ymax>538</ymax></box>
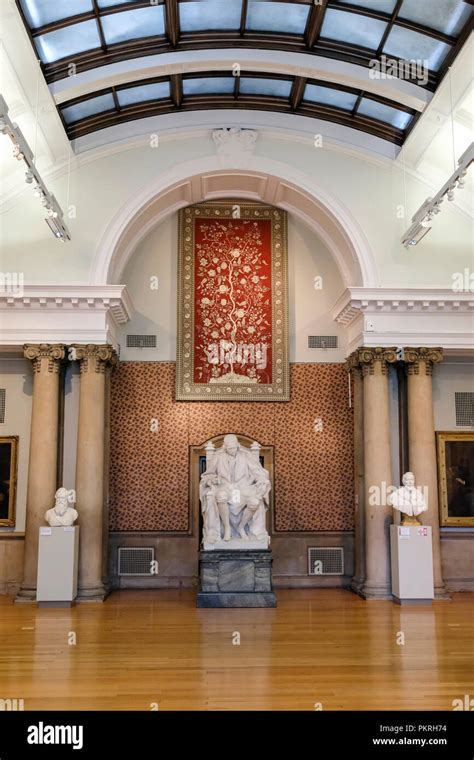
<box><xmin>404</xmin><ymin>347</ymin><xmax>447</xmax><ymax>598</ymax></box>
<box><xmin>359</xmin><ymin>347</ymin><xmax>397</xmax><ymax>600</ymax></box>
<box><xmin>16</xmin><ymin>344</ymin><xmax>65</xmax><ymax>601</ymax></box>
<box><xmin>73</xmin><ymin>344</ymin><xmax>117</xmax><ymax>601</ymax></box>
<box><xmin>346</xmin><ymin>353</ymin><xmax>365</xmax><ymax>594</ymax></box>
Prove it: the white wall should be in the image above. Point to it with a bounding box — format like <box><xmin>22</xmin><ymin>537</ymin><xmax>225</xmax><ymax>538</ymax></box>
<box><xmin>117</xmin><ymin>212</ymin><xmax>348</xmax><ymax>363</ymax></box>
<box><xmin>0</xmin><ymin>358</ymin><xmax>32</xmax><ymax>532</ymax></box>
<box><xmin>0</xmin><ymin>133</ymin><xmax>472</xmax><ymax>288</ymax></box>
<box><xmin>433</xmin><ymin>360</ymin><xmax>474</xmax><ymax>432</ymax></box>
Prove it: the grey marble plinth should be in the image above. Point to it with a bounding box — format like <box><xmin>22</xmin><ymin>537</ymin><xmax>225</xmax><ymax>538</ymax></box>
<box><xmin>197</xmin><ymin>549</ymin><xmax>277</xmax><ymax>608</ymax></box>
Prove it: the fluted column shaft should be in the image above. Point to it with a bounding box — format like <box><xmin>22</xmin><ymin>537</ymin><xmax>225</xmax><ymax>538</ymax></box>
<box><xmin>16</xmin><ymin>344</ymin><xmax>65</xmax><ymax>601</ymax></box>
<box><xmin>359</xmin><ymin>347</ymin><xmax>397</xmax><ymax>600</ymax></box>
<box><xmin>347</xmin><ymin>356</ymin><xmax>365</xmax><ymax>594</ymax></box>
<box><xmin>73</xmin><ymin>344</ymin><xmax>117</xmax><ymax>602</ymax></box>
<box><xmin>404</xmin><ymin>347</ymin><xmax>447</xmax><ymax>598</ymax></box>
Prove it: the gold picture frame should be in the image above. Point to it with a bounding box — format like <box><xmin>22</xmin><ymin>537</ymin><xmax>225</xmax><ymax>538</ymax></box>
<box><xmin>0</xmin><ymin>436</ymin><xmax>18</xmax><ymax>527</ymax></box>
<box><xmin>436</xmin><ymin>432</ymin><xmax>474</xmax><ymax>526</ymax></box>
<box><xmin>176</xmin><ymin>201</ymin><xmax>289</xmax><ymax>401</ymax></box>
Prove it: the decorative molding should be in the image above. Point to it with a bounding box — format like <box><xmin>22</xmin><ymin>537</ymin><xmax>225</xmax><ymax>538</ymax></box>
<box><xmin>212</xmin><ymin>128</ymin><xmax>258</xmax><ymax>167</ymax></box>
<box><xmin>23</xmin><ymin>343</ymin><xmax>66</xmax><ymax>373</ymax></box>
<box><xmin>0</xmin><ymin>286</ymin><xmax>133</xmax><ymax>349</ymax></box>
<box><xmin>333</xmin><ymin>288</ymin><xmax>474</xmax><ymax>353</ymax></box>
<box><xmin>333</xmin><ymin>288</ymin><xmax>474</xmax><ymax>325</ymax></box>
<box><xmin>71</xmin><ymin>344</ymin><xmax>118</xmax><ymax>374</ymax></box>
<box><xmin>404</xmin><ymin>346</ymin><xmax>443</xmax><ymax>375</ymax></box>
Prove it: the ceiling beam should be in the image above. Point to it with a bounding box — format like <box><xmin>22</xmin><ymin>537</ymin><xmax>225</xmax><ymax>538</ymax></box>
<box><xmin>170</xmin><ymin>73</ymin><xmax>183</xmax><ymax>107</ymax></box>
<box><xmin>92</xmin><ymin>0</ymin><xmax>107</xmax><ymax>52</ymax></box>
<box><xmin>375</xmin><ymin>0</ymin><xmax>403</xmax><ymax>56</ymax></box>
<box><xmin>305</xmin><ymin>0</ymin><xmax>328</xmax><ymax>48</ymax></box>
<box><xmin>290</xmin><ymin>76</ymin><xmax>307</xmax><ymax>110</ymax></box>
<box><xmin>165</xmin><ymin>0</ymin><xmax>180</xmax><ymax>47</ymax></box>
<box><xmin>240</xmin><ymin>0</ymin><xmax>248</xmax><ymax>36</ymax></box>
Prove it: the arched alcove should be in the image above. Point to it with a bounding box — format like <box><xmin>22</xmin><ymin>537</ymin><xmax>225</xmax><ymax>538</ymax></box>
<box><xmin>91</xmin><ymin>156</ymin><xmax>379</xmax><ymax>287</ymax></box>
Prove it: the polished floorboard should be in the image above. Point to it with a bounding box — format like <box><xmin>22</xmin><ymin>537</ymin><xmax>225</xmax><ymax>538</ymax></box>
<box><xmin>0</xmin><ymin>589</ymin><xmax>472</xmax><ymax>711</ymax></box>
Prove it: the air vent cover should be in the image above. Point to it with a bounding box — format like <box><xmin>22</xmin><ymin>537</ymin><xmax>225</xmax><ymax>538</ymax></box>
<box><xmin>118</xmin><ymin>547</ymin><xmax>154</xmax><ymax>576</ymax></box>
<box><xmin>0</xmin><ymin>390</ymin><xmax>5</xmax><ymax>423</ymax></box>
<box><xmin>308</xmin><ymin>547</ymin><xmax>344</xmax><ymax>575</ymax></box>
<box><xmin>308</xmin><ymin>335</ymin><xmax>338</xmax><ymax>349</ymax></box>
<box><xmin>126</xmin><ymin>334</ymin><xmax>157</xmax><ymax>348</ymax></box>
<box><xmin>455</xmin><ymin>392</ymin><xmax>474</xmax><ymax>427</ymax></box>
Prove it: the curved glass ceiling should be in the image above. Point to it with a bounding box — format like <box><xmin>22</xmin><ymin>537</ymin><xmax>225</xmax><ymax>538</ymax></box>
<box><xmin>16</xmin><ymin>0</ymin><xmax>473</xmax><ymax>144</ymax></box>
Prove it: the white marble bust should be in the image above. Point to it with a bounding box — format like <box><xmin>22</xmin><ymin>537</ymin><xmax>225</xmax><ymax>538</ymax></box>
<box><xmin>45</xmin><ymin>488</ymin><xmax>78</xmax><ymax>527</ymax></box>
<box><xmin>388</xmin><ymin>472</ymin><xmax>427</xmax><ymax>525</ymax></box>
<box><xmin>199</xmin><ymin>434</ymin><xmax>271</xmax><ymax>550</ymax></box>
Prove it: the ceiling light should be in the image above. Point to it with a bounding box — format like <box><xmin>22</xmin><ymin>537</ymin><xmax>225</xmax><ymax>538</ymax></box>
<box><xmin>0</xmin><ymin>95</ymin><xmax>71</xmax><ymax>242</ymax></box>
<box><xmin>402</xmin><ymin>142</ymin><xmax>473</xmax><ymax>248</ymax></box>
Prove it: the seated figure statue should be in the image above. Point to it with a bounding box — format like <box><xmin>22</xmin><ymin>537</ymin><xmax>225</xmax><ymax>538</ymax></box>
<box><xmin>199</xmin><ymin>434</ymin><xmax>271</xmax><ymax>548</ymax></box>
<box><xmin>45</xmin><ymin>488</ymin><xmax>78</xmax><ymax>527</ymax></box>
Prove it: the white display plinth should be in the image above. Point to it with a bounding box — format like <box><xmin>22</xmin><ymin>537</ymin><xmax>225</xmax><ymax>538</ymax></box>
<box><xmin>36</xmin><ymin>526</ymin><xmax>79</xmax><ymax>606</ymax></box>
<box><xmin>390</xmin><ymin>524</ymin><xmax>434</xmax><ymax>604</ymax></box>
<box><xmin>203</xmin><ymin>536</ymin><xmax>270</xmax><ymax>551</ymax></box>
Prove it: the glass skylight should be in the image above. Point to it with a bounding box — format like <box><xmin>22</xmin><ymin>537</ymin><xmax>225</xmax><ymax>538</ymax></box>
<box><xmin>180</xmin><ymin>1</ymin><xmax>242</xmax><ymax>32</ymax></box>
<box><xmin>333</xmin><ymin>0</ymin><xmax>397</xmax><ymax>11</ymax></box>
<box><xmin>62</xmin><ymin>93</ymin><xmax>116</xmax><ymax>125</ymax></box>
<box><xmin>321</xmin><ymin>9</ymin><xmax>388</xmax><ymax>49</ymax></box>
<box><xmin>117</xmin><ymin>82</ymin><xmax>170</xmax><ymax>107</ymax></box>
<box><xmin>35</xmin><ymin>20</ymin><xmax>101</xmax><ymax>64</ymax></box>
<box><xmin>246</xmin><ymin>1</ymin><xmax>310</xmax><ymax>35</ymax></box>
<box><xmin>19</xmin><ymin>0</ymin><xmax>92</xmax><ymax>28</ymax></box>
<box><xmin>239</xmin><ymin>77</ymin><xmax>292</xmax><ymax>98</ymax></box>
<box><xmin>384</xmin><ymin>25</ymin><xmax>452</xmax><ymax>72</ymax></box>
<box><xmin>357</xmin><ymin>98</ymin><xmax>412</xmax><ymax>129</ymax></box>
<box><xmin>398</xmin><ymin>0</ymin><xmax>472</xmax><ymax>37</ymax></box>
<box><xmin>101</xmin><ymin>6</ymin><xmax>165</xmax><ymax>45</ymax></box>
<box><xmin>182</xmin><ymin>77</ymin><xmax>235</xmax><ymax>95</ymax></box>
<box><xmin>98</xmin><ymin>0</ymin><xmax>140</xmax><ymax>7</ymax></box>
<box><xmin>304</xmin><ymin>84</ymin><xmax>358</xmax><ymax>111</ymax></box>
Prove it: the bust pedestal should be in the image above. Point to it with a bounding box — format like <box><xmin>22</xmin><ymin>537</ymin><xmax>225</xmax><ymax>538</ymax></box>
<box><xmin>197</xmin><ymin>549</ymin><xmax>277</xmax><ymax>607</ymax></box>
<box><xmin>390</xmin><ymin>524</ymin><xmax>434</xmax><ymax>605</ymax></box>
<box><xmin>36</xmin><ymin>526</ymin><xmax>79</xmax><ymax>607</ymax></box>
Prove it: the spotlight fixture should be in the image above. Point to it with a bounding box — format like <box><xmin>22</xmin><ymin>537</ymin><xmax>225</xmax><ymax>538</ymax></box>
<box><xmin>402</xmin><ymin>141</ymin><xmax>473</xmax><ymax>248</ymax></box>
<box><xmin>0</xmin><ymin>95</ymin><xmax>70</xmax><ymax>241</ymax></box>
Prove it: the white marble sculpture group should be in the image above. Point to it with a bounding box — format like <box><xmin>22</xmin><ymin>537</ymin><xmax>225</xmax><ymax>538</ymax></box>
<box><xmin>388</xmin><ymin>472</ymin><xmax>428</xmax><ymax>525</ymax></box>
<box><xmin>199</xmin><ymin>434</ymin><xmax>271</xmax><ymax>549</ymax></box>
<box><xmin>45</xmin><ymin>488</ymin><xmax>79</xmax><ymax>527</ymax></box>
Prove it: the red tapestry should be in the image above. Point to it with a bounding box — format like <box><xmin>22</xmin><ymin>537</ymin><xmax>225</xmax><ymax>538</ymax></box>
<box><xmin>193</xmin><ymin>218</ymin><xmax>273</xmax><ymax>385</ymax></box>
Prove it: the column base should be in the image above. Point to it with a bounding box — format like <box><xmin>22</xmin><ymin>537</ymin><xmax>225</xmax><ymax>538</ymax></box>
<box><xmin>14</xmin><ymin>586</ymin><xmax>36</xmax><ymax>604</ymax></box>
<box><xmin>359</xmin><ymin>581</ymin><xmax>393</xmax><ymax>601</ymax></box>
<box><xmin>434</xmin><ymin>583</ymin><xmax>451</xmax><ymax>601</ymax></box>
<box><xmin>350</xmin><ymin>576</ymin><xmax>365</xmax><ymax>596</ymax></box>
<box><xmin>76</xmin><ymin>583</ymin><xmax>110</xmax><ymax>603</ymax></box>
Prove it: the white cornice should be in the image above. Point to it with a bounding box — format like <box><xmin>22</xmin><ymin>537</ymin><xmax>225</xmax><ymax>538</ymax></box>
<box><xmin>333</xmin><ymin>288</ymin><xmax>474</xmax><ymax>325</ymax></box>
<box><xmin>0</xmin><ymin>284</ymin><xmax>134</xmax><ymax>323</ymax></box>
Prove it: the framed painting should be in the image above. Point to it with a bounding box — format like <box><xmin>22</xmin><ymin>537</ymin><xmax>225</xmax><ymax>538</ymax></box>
<box><xmin>436</xmin><ymin>432</ymin><xmax>474</xmax><ymax>526</ymax></box>
<box><xmin>176</xmin><ymin>201</ymin><xmax>289</xmax><ymax>401</ymax></box>
<box><xmin>0</xmin><ymin>436</ymin><xmax>18</xmax><ymax>527</ymax></box>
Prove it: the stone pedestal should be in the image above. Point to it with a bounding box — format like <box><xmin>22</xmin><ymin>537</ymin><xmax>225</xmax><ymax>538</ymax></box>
<box><xmin>37</xmin><ymin>526</ymin><xmax>79</xmax><ymax>607</ymax></box>
<box><xmin>390</xmin><ymin>524</ymin><xmax>434</xmax><ymax>604</ymax></box>
<box><xmin>197</xmin><ymin>549</ymin><xmax>277</xmax><ymax>607</ymax></box>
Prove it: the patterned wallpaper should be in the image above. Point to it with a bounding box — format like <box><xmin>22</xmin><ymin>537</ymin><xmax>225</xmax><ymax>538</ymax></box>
<box><xmin>109</xmin><ymin>362</ymin><xmax>354</xmax><ymax>532</ymax></box>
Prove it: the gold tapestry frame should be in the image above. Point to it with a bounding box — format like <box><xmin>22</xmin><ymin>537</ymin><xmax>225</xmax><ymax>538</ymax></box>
<box><xmin>176</xmin><ymin>201</ymin><xmax>289</xmax><ymax>401</ymax></box>
<box><xmin>436</xmin><ymin>431</ymin><xmax>474</xmax><ymax>526</ymax></box>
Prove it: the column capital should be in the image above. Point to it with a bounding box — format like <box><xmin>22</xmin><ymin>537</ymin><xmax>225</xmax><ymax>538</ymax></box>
<box><xmin>71</xmin><ymin>344</ymin><xmax>118</xmax><ymax>374</ymax></box>
<box><xmin>404</xmin><ymin>347</ymin><xmax>443</xmax><ymax>375</ymax></box>
<box><xmin>23</xmin><ymin>343</ymin><xmax>66</xmax><ymax>373</ymax></box>
<box><xmin>346</xmin><ymin>350</ymin><xmax>362</xmax><ymax>377</ymax></box>
<box><xmin>350</xmin><ymin>347</ymin><xmax>398</xmax><ymax>377</ymax></box>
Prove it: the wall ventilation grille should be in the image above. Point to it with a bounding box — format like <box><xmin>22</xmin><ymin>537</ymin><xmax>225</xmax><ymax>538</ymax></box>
<box><xmin>308</xmin><ymin>336</ymin><xmax>338</xmax><ymax>349</ymax></box>
<box><xmin>0</xmin><ymin>390</ymin><xmax>5</xmax><ymax>423</ymax></box>
<box><xmin>126</xmin><ymin>335</ymin><xmax>157</xmax><ymax>349</ymax></box>
<box><xmin>455</xmin><ymin>392</ymin><xmax>474</xmax><ymax>427</ymax></box>
<box><xmin>308</xmin><ymin>547</ymin><xmax>344</xmax><ymax>576</ymax></box>
<box><xmin>118</xmin><ymin>547</ymin><xmax>154</xmax><ymax>576</ymax></box>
